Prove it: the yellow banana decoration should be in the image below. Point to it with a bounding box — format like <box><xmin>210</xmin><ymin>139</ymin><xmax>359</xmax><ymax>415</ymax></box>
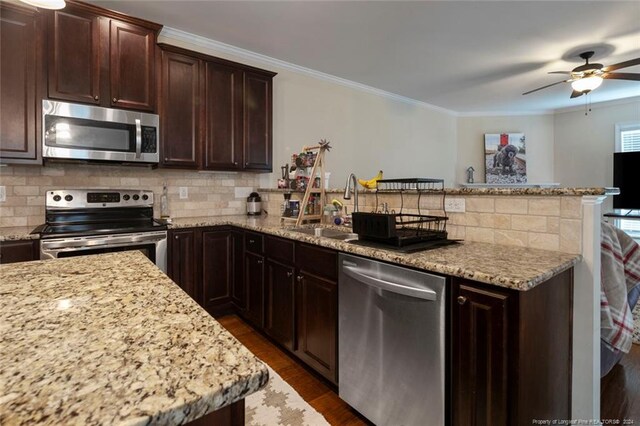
<box><xmin>358</xmin><ymin>170</ymin><xmax>383</xmax><ymax>189</ymax></box>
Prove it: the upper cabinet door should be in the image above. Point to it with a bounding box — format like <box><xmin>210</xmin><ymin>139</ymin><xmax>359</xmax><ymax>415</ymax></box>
<box><xmin>160</xmin><ymin>49</ymin><xmax>202</xmax><ymax>168</ymax></box>
<box><xmin>203</xmin><ymin>61</ymin><xmax>243</xmax><ymax>170</ymax></box>
<box><xmin>0</xmin><ymin>4</ymin><xmax>43</xmax><ymax>164</ymax></box>
<box><xmin>48</xmin><ymin>7</ymin><xmax>101</xmax><ymax>105</ymax></box>
<box><xmin>109</xmin><ymin>20</ymin><xmax>156</xmax><ymax>112</ymax></box>
<box><xmin>243</xmin><ymin>71</ymin><xmax>273</xmax><ymax>171</ymax></box>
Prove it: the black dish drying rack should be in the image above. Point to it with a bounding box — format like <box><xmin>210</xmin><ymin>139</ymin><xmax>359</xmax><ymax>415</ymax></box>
<box><xmin>352</xmin><ymin>178</ymin><xmax>449</xmax><ymax>247</ymax></box>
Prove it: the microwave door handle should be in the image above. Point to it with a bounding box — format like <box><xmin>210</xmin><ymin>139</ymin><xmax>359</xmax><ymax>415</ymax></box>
<box><xmin>135</xmin><ymin>119</ymin><xmax>142</xmax><ymax>159</ymax></box>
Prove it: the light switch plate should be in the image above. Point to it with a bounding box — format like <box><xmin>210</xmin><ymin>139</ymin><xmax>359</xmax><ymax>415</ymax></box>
<box><xmin>179</xmin><ymin>187</ymin><xmax>188</xmax><ymax>199</ymax></box>
<box><xmin>0</xmin><ymin>186</ymin><xmax>5</xmax><ymax>202</ymax></box>
<box><xmin>445</xmin><ymin>197</ymin><xmax>465</xmax><ymax>213</ymax></box>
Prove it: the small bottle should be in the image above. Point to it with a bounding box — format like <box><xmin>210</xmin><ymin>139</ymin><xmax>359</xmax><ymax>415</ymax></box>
<box><xmin>160</xmin><ymin>182</ymin><xmax>169</xmax><ymax>219</ymax></box>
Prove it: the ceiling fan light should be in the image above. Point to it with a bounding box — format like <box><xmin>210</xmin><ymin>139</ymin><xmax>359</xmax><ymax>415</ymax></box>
<box><xmin>18</xmin><ymin>0</ymin><xmax>65</xmax><ymax>9</ymax></box>
<box><xmin>571</xmin><ymin>76</ymin><xmax>603</xmax><ymax>93</ymax></box>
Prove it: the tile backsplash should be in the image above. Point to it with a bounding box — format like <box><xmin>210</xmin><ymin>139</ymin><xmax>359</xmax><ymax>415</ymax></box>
<box><xmin>0</xmin><ymin>164</ymin><xmax>261</xmax><ymax>228</ymax></box>
<box><xmin>263</xmin><ymin>191</ymin><xmax>584</xmax><ymax>254</ymax></box>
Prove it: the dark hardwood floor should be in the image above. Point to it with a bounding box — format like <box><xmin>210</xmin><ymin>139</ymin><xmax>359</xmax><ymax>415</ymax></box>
<box><xmin>217</xmin><ymin>315</ymin><xmax>369</xmax><ymax>426</ymax></box>
<box><xmin>601</xmin><ymin>344</ymin><xmax>640</xmax><ymax>422</ymax></box>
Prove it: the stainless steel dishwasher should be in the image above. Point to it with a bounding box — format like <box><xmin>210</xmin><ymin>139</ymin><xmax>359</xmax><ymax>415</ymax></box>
<box><xmin>339</xmin><ymin>253</ymin><xmax>446</xmax><ymax>426</ymax></box>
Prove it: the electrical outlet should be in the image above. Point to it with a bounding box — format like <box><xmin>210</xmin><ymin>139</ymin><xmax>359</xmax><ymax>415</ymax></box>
<box><xmin>179</xmin><ymin>187</ymin><xmax>188</xmax><ymax>199</ymax></box>
<box><xmin>445</xmin><ymin>197</ymin><xmax>465</xmax><ymax>213</ymax></box>
<box><xmin>0</xmin><ymin>186</ymin><xmax>5</xmax><ymax>202</ymax></box>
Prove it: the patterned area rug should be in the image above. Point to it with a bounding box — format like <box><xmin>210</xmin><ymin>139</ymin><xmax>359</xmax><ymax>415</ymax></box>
<box><xmin>245</xmin><ymin>366</ymin><xmax>330</xmax><ymax>426</ymax></box>
<box><xmin>634</xmin><ymin>303</ymin><xmax>640</xmax><ymax>345</ymax></box>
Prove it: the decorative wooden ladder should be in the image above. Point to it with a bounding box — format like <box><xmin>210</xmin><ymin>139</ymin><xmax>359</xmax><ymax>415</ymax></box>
<box><xmin>281</xmin><ymin>140</ymin><xmax>331</xmax><ymax>226</ymax></box>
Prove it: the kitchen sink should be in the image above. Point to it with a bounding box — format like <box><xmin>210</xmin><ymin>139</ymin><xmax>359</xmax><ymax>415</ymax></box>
<box><xmin>289</xmin><ymin>226</ymin><xmax>358</xmax><ymax>242</ymax></box>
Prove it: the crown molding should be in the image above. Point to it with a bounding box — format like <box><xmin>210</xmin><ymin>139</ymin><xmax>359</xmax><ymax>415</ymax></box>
<box><xmin>159</xmin><ymin>26</ymin><xmax>457</xmax><ymax>117</ymax></box>
<box><xmin>553</xmin><ymin>95</ymin><xmax>640</xmax><ymax>114</ymax></box>
<box><xmin>457</xmin><ymin>110</ymin><xmax>554</xmax><ymax>117</ymax></box>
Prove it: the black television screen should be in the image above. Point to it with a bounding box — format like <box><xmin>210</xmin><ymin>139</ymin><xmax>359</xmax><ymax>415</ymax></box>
<box><xmin>613</xmin><ymin>151</ymin><xmax>640</xmax><ymax>210</ymax></box>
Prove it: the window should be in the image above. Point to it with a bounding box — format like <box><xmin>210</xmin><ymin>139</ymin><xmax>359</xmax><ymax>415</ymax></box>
<box><xmin>615</xmin><ymin>122</ymin><xmax>640</xmax><ymax>152</ymax></box>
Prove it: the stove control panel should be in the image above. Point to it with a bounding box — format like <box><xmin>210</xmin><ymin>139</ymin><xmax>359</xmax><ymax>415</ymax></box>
<box><xmin>46</xmin><ymin>189</ymin><xmax>154</xmax><ymax>209</ymax></box>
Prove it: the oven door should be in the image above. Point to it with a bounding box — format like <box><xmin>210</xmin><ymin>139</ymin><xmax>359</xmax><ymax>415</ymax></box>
<box><xmin>42</xmin><ymin>100</ymin><xmax>159</xmax><ymax>163</ymax></box>
<box><xmin>40</xmin><ymin>231</ymin><xmax>167</xmax><ymax>273</ymax></box>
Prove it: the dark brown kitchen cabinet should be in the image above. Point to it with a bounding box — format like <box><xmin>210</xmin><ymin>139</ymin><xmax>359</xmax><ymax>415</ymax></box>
<box><xmin>46</xmin><ymin>1</ymin><xmax>161</xmax><ymax>112</ymax></box>
<box><xmin>294</xmin><ymin>243</ymin><xmax>338</xmax><ymax>385</ymax></box>
<box><xmin>156</xmin><ymin>44</ymin><xmax>274</xmax><ymax>172</ymax></box>
<box><xmin>263</xmin><ymin>236</ymin><xmax>296</xmax><ymax>349</ymax></box>
<box><xmin>229</xmin><ymin>229</ymin><xmax>246</xmax><ymax>310</ymax></box>
<box><xmin>168</xmin><ymin>229</ymin><xmax>199</xmax><ymax>303</ymax></box>
<box><xmin>159</xmin><ymin>46</ymin><xmax>202</xmax><ymax>168</ymax></box>
<box><xmin>0</xmin><ymin>240</ymin><xmax>39</xmax><ymax>264</ymax></box>
<box><xmin>203</xmin><ymin>61</ymin><xmax>243</xmax><ymax>170</ymax></box>
<box><xmin>109</xmin><ymin>20</ymin><xmax>156</xmax><ymax>111</ymax></box>
<box><xmin>201</xmin><ymin>228</ymin><xmax>243</xmax><ymax>316</ymax></box>
<box><xmin>451</xmin><ymin>269</ymin><xmax>573</xmax><ymax>426</ymax></box>
<box><xmin>244</xmin><ymin>251</ymin><xmax>265</xmax><ymax>328</ymax></box>
<box><xmin>0</xmin><ymin>3</ymin><xmax>44</xmax><ymax>164</ymax></box>
<box><xmin>243</xmin><ymin>72</ymin><xmax>273</xmax><ymax>171</ymax></box>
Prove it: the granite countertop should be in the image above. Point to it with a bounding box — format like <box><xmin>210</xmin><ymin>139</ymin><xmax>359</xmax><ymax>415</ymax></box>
<box><xmin>168</xmin><ymin>215</ymin><xmax>580</xmax><ymax>291</ymax></box>
<box><xmin>0</xmin><ymin>226</ymin><xmax>39</xmax><ymax>242</ymax></box>
<box><xmin>0</xmin><ymin>251</ymin><xmax>268</xmax><ymax>425</ymax></box>
<box><xmin>258</xmin><ymin>186</ymin><xmax>619</xmax><ymax>196</ymax></box>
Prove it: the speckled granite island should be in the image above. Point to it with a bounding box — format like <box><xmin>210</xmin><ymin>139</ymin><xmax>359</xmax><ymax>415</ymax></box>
<box><xmin>0</xmin><ymin>251</ymin><xmax>268</xmax><ymax>426</ymax></box>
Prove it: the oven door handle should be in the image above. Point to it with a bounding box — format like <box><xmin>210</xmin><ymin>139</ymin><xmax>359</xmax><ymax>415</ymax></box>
<box><xmin>41</xmin><ymin>233</ymin><xmax>166</xmax><ymax>250</ymax></box>
<box><xmin>135</xmin><ymin>118</ymin><xmax>142</xmax><ymax>159</ymax></box>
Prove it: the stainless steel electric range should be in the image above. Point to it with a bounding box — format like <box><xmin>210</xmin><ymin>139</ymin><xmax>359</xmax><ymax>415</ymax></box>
<box><xmin>33</xmin><ymin>189</ymin><xmax>167</xmax><ymax>272</ymax></box>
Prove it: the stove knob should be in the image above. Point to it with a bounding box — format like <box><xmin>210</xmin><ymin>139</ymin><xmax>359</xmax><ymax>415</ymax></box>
<box><xmin>53</xmin><ymin>195</ymin><xmax>62</xmax><ymax>202</ymax></box>
<box><xmin>123</xmin><ymin>194</ymin><xmax>130</xmax><ymax>201</ymax></box>
<box><xmin>64</xmin><ymin>195</ymin><xmax>73</xmax><ymax>202</ymax></box>
<box><xmin>142</xmin><ymin>194</ymin><xmax>149</xmax><ymax>201</ymax></box>
<box><xmin>132</xmin><ymin>194</ymin><xmax>140</xmax><ymax>201</ymax></box>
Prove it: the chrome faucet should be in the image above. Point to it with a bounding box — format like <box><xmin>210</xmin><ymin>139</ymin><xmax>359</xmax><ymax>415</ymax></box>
<box><xmin>344</xmin><ymin>173</ymin><xmax>359</xmax><ymax>213</ymax></box>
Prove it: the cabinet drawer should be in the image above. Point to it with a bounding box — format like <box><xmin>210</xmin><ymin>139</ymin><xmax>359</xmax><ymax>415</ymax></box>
<box><xmin>0</xmin><ymin>240</ymin><xmax>39</xmax><ymax>264</ymax></box>
<box><xmin>265</xmin><ymin>235</ymin><xmax>294</xmax><ymax>264</ymax></box>
<box><xmin>295</xmin><ymin>243</ymin><xmax>337</xmax><ymax>281</ymax></box>
<box><xmin>245</xmin><ymin>231</ymin><xmax>264</xmax><ymax>254</ymax></box>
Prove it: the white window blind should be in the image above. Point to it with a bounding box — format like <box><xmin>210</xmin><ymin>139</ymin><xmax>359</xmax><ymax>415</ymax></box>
<box><xmin>616</xmin><ymin>123</ymin><xmax>640</xmax><ymax>152</ymax></box>
<box><xmin>621</xmin><ymin>128</ymin><xmax>640</xmax><ymax>152</ymax></box>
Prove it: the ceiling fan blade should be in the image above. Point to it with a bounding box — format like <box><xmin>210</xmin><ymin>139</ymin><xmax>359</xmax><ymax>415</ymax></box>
<box><xmin>522</xmin><ymin>80</ymin><xmax>568</xmax><ymax>95</ymax></box>
<box><xmin>603</xmin><ymin>58</ymin><xmax>640</xmax><ymax>72</ymax></box>
<box><xmin>548</xmin><ymin>71</ymin><xmax>572</xmax><ymax>75</ymax></box>
<box><xmin>570</xmin><ymin>90</ymin><xmax>584</xmax><ymax>99</ymax></box>
<box><xmin>603</xmin><ymin>72</ymin><xmax>640</xmax><ymax>81</ymax></box>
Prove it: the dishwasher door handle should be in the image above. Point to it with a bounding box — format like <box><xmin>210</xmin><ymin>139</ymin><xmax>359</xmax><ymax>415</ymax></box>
<box><xmin>342</xmin><ymin>264</ymin><xmax>437</xmax><ymax>301</ymax></box>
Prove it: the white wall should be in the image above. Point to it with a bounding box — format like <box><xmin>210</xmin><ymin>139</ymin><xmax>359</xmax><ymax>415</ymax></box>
<box><xmin>456</xmin><ymin>115</ymin><xmax>555</xmax><ymax>184</ymax></box>
<box><xmin>160</xmin><ymin>31</ymin><xmax>458</xmax><ymax>190</ymax></box>
<box><xmin>554</xmin><ymin>98</ymin><xmax>640</xmax><ymax>187</ymax></box>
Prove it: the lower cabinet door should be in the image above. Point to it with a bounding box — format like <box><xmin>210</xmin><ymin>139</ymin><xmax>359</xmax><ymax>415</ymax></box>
<box><xmin>201</xmin><ymin>229</ymin><xmax>233</xmax><ymax>313</ymax></box>
<box><xmin>168</xmin><ymin>229</ymin><xmax>199</xmax><ymax>304</ymax></box>
<box><xmin>295</xmin><ymin>270</ymin><xmax>338</xmax><ymax>384</ymax></box>
<box><xmin>229</xmin><ymin>229</ymin><xmax>246</xmax><ymax>310</ymax></box>
<box><xmin>244</xmin><ymin>251</ymin><xmax>264</xmax><ymax>327</ymax></box>
<box><xmin>264</xmin><ymin>259</ymin><xmax>295</xmax><ymax>350</ymax></box>
<box><xmin>451</xmin><ymin>282</ymin><xmax>509</xmax><ymax>426</ymax></box>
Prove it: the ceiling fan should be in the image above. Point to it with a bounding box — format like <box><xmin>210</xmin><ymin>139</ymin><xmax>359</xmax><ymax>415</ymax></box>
<box><xmin>523</xmin><ymin>51</ymin><xmax>640</xmax><ymax>98</ymax></box>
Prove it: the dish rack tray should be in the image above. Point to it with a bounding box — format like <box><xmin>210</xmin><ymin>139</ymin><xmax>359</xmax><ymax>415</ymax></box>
<box><xmin>352</xmin><ymin>178</ymin><xmax>449</xmax><ymax>247</ymax></box>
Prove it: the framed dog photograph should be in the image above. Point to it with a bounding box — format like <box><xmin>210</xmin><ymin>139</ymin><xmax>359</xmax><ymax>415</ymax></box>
<box><xmin>484</xmin><ymin>133</ymin><xmax>527</xmax><ymax>184</ymax></box>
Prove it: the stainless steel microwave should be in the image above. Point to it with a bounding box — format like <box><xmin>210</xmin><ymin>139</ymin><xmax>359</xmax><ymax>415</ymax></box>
<box><xmin>42</xmin><ymin>100</ymin><xmax>159</xmax><ymax>164</ymax></box>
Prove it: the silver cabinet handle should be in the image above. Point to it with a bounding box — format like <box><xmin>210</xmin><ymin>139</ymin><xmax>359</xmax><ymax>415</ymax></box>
<box><xmin>296</xmin><ymin>275</ymin><xmax>303</xmax><ymax>282</ymax></box>
<box><xmin>257</xmin><ymin>259</ymin><xmax>263</xmax><ymax>264</ymax></box>
<box><xmin>457</xmin><ymin>296</ymin><xmax>467</xmax><ymax>305</ymax></box>
<box><xmin>94</xmin><ymin>95</ymin><xmax>99</xmax><ymax>101</ymax></box>
<box><xmin>342</xmin><ymin>265</ymin><xmax>437</xmax><ymax>301</ymax></box>
<box><xmin>135</xmin><ymin>118</ymin><xmax>142</xmax><ymax>159</ymax></box>
<box><xmin>234</xmin><ymin>161</ymin><xmax>238</xmax><ymax>166</ymax></box>
<box><xmin>286</xmin><ymin>271</ymin><xmax>293</xmax><ymax>278</ymax></box>
<box><xmin>174</xmin><ymin>235</ymin><xmax>179</xmax><ymax>239</ymax></box>
<box><xmin>249</xmin><ymin>239</ymin><xmax>255</xmax><ymax>244</ymax></box>
<box><xmin>112</xmin><ymin>97</ymin><xmax>118</xmax><ymax>103</ymax></box>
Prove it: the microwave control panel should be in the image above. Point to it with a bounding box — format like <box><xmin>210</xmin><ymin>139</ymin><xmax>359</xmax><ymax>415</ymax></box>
<box><xmin>141</xmin><ymin>127</ymin><xmax>157</xmax><ymax>153</ymax></box>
